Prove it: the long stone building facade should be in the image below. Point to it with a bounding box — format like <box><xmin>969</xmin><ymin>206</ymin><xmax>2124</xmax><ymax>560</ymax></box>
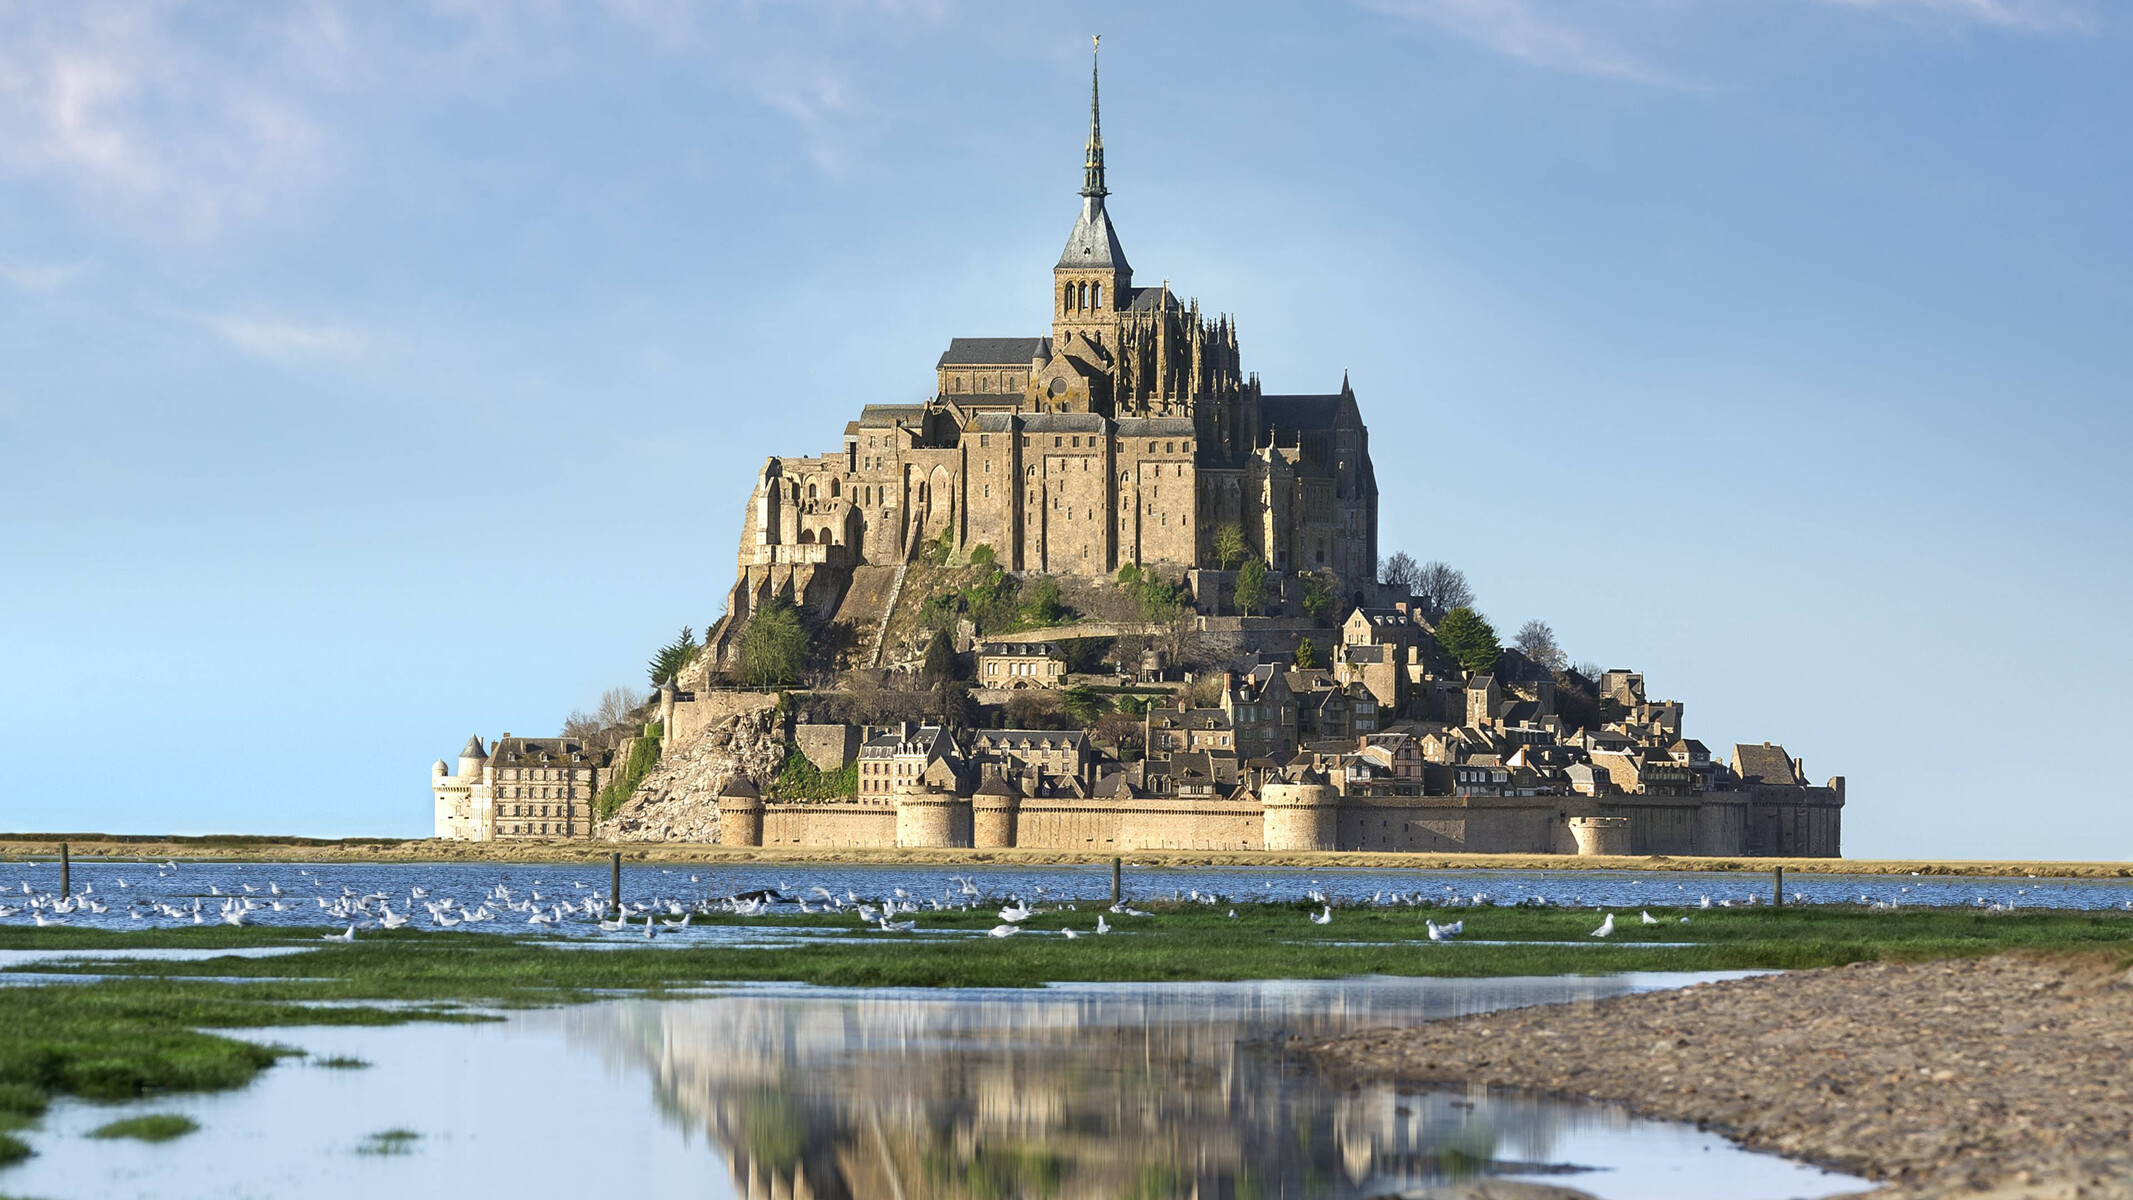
<box><xmin>707</xmin><ymin>49</ymin><xmax>1377</xmax><ymax>670</ymax></box>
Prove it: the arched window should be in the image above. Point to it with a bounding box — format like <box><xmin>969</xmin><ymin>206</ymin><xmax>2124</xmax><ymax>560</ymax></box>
<box><xmin>1078</xmin><ymin>282</ymin><xmax>1089</xmax><ymax>310</ymax></box>
<box><xmin>807</xmin><ymin>482</ymin><xmax>817</xmax><ymax>499</ymax></box>
<box><xmin>829</xmin><ymin>479</ymin><xmax>840</xmax><ymax>498</ymax></box>
<box><xmin>798</xmin><ymin>528</ymin><xmax>815</xmax><ymax>544</ymax></box>
<box><xmin>1064</xmin><ymin>283</ymin><xmax>1075</xmax><ymax>312</ymax></box>
<box><xmin>1093</xmin><ymin>283</ymin><xmax>1103</xmax><ymax>308</ymax></box>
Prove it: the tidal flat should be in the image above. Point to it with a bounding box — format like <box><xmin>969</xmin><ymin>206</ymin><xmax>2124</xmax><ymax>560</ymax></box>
<box><xmin>1</xmin><ymin>902</ymin><xmax>2128</xmax><ymax>1198</ymax></box>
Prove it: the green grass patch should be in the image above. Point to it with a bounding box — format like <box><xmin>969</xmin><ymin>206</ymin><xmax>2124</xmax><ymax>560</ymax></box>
<box><xmin>88</xmin><ymin>1113</ymin><xmax>198</xmax><ymax>1142</ymax></box>
<box><xmin>0</xmin><ymin>1132</ymin><xmax>28</xmax><ymax>1164</ymax></box>
<box><xmin>0</xmin><ymin>902</ymin><xmax>2125</xmax><ymax>1124</ymax></box>
<box><xmin>315</xmin><ymin>1056</ymin><xmax>369</xmax><ymax>1070</ymax></box>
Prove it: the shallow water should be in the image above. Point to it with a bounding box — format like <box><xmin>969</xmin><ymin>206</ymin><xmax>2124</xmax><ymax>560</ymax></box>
<box><xmin>5</xmin><ymin>973</ymin><xmax>1867</xmax><ymax>1200</ymax></box>
<box><xmin>2</xmin><ymin>857</ymin><xmax>2128</xmax><ymax>936</ymax></box>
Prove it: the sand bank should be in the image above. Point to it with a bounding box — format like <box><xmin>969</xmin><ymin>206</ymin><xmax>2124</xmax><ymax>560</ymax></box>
<box><xmin>1306</xmin><ymin>953</ymin><xmax>2133</xmax><ymax>1199</ymax></box>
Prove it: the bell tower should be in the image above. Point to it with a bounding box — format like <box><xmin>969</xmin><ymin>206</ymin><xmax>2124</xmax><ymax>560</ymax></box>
<box><xmin>1052</xmin><ymin>36</ymin><xmax>1132</xmax><ymax>359</ymax></box>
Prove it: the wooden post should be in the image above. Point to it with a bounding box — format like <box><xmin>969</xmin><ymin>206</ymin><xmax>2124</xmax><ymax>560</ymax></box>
<box><xmin>609</xmin><ymin>852</ymin><xmax>622</xmax><ymax>918</ymax></box>
<box><xmin>59</xmin><ymin>842</ymin><xmax>70</xmax><ymax>898</ymax></box>
<box><xmin>1111</xmin><ymin>857</ymin><xmax>1121</xmax><ymax>906</ymax></box>
<box><xmin>1774</xmin><ymin>865</ymin><xmax>1784</xmax><ymax>907</ymax></box>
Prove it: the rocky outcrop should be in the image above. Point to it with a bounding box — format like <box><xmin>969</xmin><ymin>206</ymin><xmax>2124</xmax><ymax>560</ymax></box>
<box><xmin>598</xmin><ymin>707</ymin><xmax>788</xmax><ymax>843</ymax></box>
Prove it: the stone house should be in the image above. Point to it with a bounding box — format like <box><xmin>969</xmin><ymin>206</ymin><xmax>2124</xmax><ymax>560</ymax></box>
<box><xmin>969</xmin><ymin>728</ymin><xmax>1091</xmax><ymax>790</ymax></box>
<box><xmin>976</xmin><ymin>641</ymin><xmax>1068</xmax><ymax>689</ymax></box>
<box><xmin>858</xmin><ymin>724</ymin><xmax>963</xmax><ymax>798</ymax></box>
<box><xmin>1218</xmin><ymin>663</ymin><xmax>1297</xmax><ymax>760</ymax></box>
<box><xmin>431</xmin><ymin>735</ymin><xmax>601</xmax><ymax>841</ymax></box>
<box><xmin>1145</xmin><ymin>705</ymin><xmax>1237</xmax><ymax>760</ymax></box>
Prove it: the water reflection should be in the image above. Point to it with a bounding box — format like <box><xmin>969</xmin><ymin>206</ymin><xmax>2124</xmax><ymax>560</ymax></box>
<box><xmin>542</xmin><ymin>977</ymin><xmax>1844</xmax><ymax>1200</ymax></box>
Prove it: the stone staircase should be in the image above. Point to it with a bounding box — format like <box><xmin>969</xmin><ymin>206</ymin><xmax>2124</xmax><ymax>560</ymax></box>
<box><xmin>868</xmin><ymin>562</ymin><xmax>910</xmax><ymax>668</ymax></box>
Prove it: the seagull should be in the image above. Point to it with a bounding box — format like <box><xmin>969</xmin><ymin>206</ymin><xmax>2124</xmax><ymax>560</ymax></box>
<box><xmin>1699</xmin><ymin>895</ymin><xmax>1712</xmax><ymax>909</ymax></box>
<box><xmin>1309</xmin><ymin>905</ymin><xmax>1332</xmax><ymax>926</ymax></box>
<box><xmin>321</xmin><ymin>924</ymin><xmax>356</xmax><ymax>943</ymax></box>
<box><xmin>999</xmin><ymin>900</ymin><xmax>1032</xmax><ymax>923</ymax></box>
<box><xmin>1062</xmin><ymin>928</ymin><xmax>1080</xmax><ymax>939</ymax></box>
<box><xmin>597</xmin><ymin>916</ymin><xmax>630</xmax><ymax>932</ymax></box>
<box><xmin>877</xmin><ymin>916</ymin><xmax>914</xmax><ymax>932</ymax></box>
<box><xmin>1095</xmin><ymin>915</ymin><xmax>1111</xmax><ymax>935</ymax></box>
<box><xmin>1227</xmin><ymin>909</ymin><xmax>1237</xmax><ymax>919</ymax></box>
<box><xmin>1426</xmin><ymin>919</ymin><xmax>1461</xmax><ymax>942</ymax></box>
<box><xmin>663</xmin><ymin>912</ymin><xmax>694</xmax><ymax>930</ymax></box>
<box><xmin>1590</xmin><ymin>913</ymin><xmax>1615</xmax><ymax>938</ymax></box>
<box><xmin>1640</xmin><ymin>911</ymin><xmax>1660</xmax><ymax>926</ymax></box>
<box><xmin>987</xmin><ymin>924</ymin><xmax>1021</xmax><ymax>938</ymax></box>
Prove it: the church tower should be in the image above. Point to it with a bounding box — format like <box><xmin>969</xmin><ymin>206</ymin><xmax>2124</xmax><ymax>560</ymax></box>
<box><xmin>1052</xmin><ymin>38</ymin><xmax>1131</xmax><ymax>364</ymax></box>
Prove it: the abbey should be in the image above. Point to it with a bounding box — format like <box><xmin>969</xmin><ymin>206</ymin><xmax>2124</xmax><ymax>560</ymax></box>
<box><xmin>709</xmin><ymin>50</ymin><xmax>1376</xmax><ymax>668</ymax></box>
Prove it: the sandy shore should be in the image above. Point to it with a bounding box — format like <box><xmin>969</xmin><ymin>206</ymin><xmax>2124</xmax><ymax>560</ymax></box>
<box><xmin>1305</xmin><ymin>953</ymin><xmax>2133</xmax><ymax>1199</ymax></box>
<box><xmin>0</xmin><ymin>835</ymin><xmax>2128</xmax><ymax>878</ymax></box>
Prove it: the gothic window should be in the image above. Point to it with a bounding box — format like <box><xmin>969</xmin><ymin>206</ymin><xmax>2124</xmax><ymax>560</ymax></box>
<box><xmin>807</xmin><ymin>483</ymin><xmax>817</xmax><ymax>499</ymax></box>
<box><xmin>1093</xmin><ymin>283</ymin><xmax>1103</xmax><ymax>308</ymax></box>
<box><xmin>1078</xmin><ymin>282</ymin><xmax>1089</xmax><ymax>309</ymax></box>
<box><xmin>830</xmin><ymin>479</ymin><xmax>840</xmax><ymax>497</ymax></box>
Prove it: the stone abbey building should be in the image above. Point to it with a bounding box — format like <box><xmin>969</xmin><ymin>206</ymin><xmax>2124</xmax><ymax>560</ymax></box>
<box><xmin>707</xmin><ymin>50</ymin><xmax>1376</xmax><ymax>670</ymax></box>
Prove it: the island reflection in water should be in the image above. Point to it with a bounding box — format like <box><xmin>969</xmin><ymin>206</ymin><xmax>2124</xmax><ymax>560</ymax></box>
<box><xmin>541</xmin><ymin>974</ymin><xmax>1839</xmax><ymax>1200</ymax></box>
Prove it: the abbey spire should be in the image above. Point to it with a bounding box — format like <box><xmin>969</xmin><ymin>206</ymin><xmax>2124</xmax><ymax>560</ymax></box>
<box><xmin>1054</xmin><ymin>36</ymin><xmax>1132</xmax><ymax>359</ymax></box>
<box><xmin>1082</xmin><ymin>34</ymin><xmax>1107</xmax><ymax>200</ymax></box>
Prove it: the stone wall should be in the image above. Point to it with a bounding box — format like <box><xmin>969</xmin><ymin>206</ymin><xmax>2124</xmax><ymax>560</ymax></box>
<box><xmin>760</xmin><ymin>801</ymin><xmax>898</xmax><ymax>849</ymax></box>
<box><xmin>793</xmin><ymin>722</ymin><xmax>860</xmax><ymax>773</ymax></box>
<box><xmin>669</xmin><ymin>689</ymin><xmax>781</xmax><ymax>750</ymax></box>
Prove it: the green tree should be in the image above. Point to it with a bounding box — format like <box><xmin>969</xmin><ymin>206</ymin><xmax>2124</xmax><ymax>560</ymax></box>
<box><xmin>1234</xmin><ymin>557</ymin><xmax>1269</xmax><ymax>616</ymax></box>
<box><xmin>739</xmin><ymin>599</ymin><xmax>808</xmax><ymax>688</ymax></box>
<box><xmin>922</xmin><ymin>626</ymin><xmax>958</xmax><ymax>684</ymax></box>
<box><xmin>1211</xmin><ymin>524</ymin><xmax>1247</xmax><ymax>571</ymax></box>
<box><xmin>1061</xmin><ymin>684</ymin><xmax>1105</xmax><ymax>726</ymax></box>
<box><xmin>647</xmin><ymin>626</ymin><xmax>699</xmax><ymax>687</ymax></box>
<box><xmin>1021</xmin><ymin>576</ymin><xmax>1067</xmax><ymax>626</ymax></box>
<box><xmin>1294</xmin><ymin>636</ymin><xmax>1320</xmax><ymax>669</ymax></box>
<box><xmin>1298</xmin><ymin>571</ymin><xmax>1336</xmax><ymax>622</ymax></box>
<box><xmin>1436</xmin><ymin>606</ymin><xmax>1501</xmax><ymax>676</ymax></box>
<box><xmin>921</xmin><ymin>630</ymin><xmax>955</xmax><ymax>686</ymax></box>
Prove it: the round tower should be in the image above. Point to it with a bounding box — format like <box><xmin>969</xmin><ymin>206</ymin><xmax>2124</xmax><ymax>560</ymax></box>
<box><xmin>457</xmin><ymin>735</ymin><xmax>488</xmax><ymax>781</ymax></box>
<box><xmin>1261</xmin><ymin>777</ymin><xmax>1340</xmax><ymax>853</ymax></box>
<box><xmin>895</xmin><ymin>777</ymin><xmax>971</xmax><ymax>849</ymax></box>
<box><xmin>972</xmin><ymin>777</ymin><xmax>1021</xmax><ymax>849</ymax></box>
<box><xmin>716</xmin><ymin>776</ymin><xmax>764</xmax><ymax>848</ymax></box>
<box><xmin>1567</xmin><ymin>815</ymin><xmax>1631</xmax><ymax>857</ymax></box>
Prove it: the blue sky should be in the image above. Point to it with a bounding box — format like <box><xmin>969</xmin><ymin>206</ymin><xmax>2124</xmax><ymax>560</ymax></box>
<box><xmin>2</xmin><ymin>1</ymin><xmax>2126</xmax><ymax>859</ymax></box>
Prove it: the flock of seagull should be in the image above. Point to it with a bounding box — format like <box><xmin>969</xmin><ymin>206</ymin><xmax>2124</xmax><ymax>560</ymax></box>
<box><xmin>3</xmin><ymin>863</ymin><xmax>2129</xmax><ymax>942</ymax></box>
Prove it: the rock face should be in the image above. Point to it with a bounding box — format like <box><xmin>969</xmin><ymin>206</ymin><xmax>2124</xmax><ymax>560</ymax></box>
<box><xmin>598</xmin><ymin>708</ymin><xmax>787</xmax><ymax>843</ymax></box>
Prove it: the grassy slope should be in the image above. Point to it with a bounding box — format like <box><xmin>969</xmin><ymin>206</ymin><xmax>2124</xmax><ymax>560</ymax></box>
<box><xmin>0</xmin><ymin>904</ymin><xmax>2126</xmax><ymax>1126</ymax></box>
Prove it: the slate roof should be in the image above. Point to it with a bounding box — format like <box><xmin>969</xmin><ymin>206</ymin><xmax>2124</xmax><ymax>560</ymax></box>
<box><xmin>459</xmin><ymin>736</ymin><xmax>487</xmax><ymax>760</ymax></box>
<box><xmin>491</xmin><ymin>737</ymin><xmax>593</xmax><ymax>765</ymax></box>
<box><xmin>975</xmin><ymin>643</ymin><xmax>1065</xmax><ymax>659</ymax></box>
<box><xmin>1057</xmin><ymin>197</ymin><xmax>1130</xmax><ymax>272</ymax></box>
<box><xmin>939</xmin><ymin>337</ymin><xmax>1047</xmax><ymax>367</ymax></box>
<box><xmin>1733</xmin><ymin>742</ymin><xmax>1801</xmax><ymax>786</ymax></box>
<box><xmin>972</xmin><ymin>729</ymin><xmax>1087</xmax><ymax>750</ymax></box>
<box><xmin>858</xmin><ymin>404</ymin><xmax>928</xmax><ymax>426</ymax></box>
<box><xmin>1115</xmin><ymin>417</ymin><xmax>1196</xmax><ymax>437</ymax></box>
<box><xmin>1122</xmin><ymin>286</ymin><xmax>1171</xmax><ymax>312</ymax></box>
<box><xmin>1259</xmin><ymin>394</ymin><xmax>1346</xmax><ymax>432</ymax></box>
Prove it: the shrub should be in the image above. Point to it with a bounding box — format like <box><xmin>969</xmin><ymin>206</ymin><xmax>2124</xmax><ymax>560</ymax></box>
<box><xmin>967</xmin><ymin>543</ymin><xmax>996</xmax><ymax>568</ymax></box>
<box><xmin>594</xmin><ymin>732</ymin><xmax>661</xmax><ymax>821</ymax></box>
<box><xmin>768</xmin><ymin>747</ymin><xmax>858</xmax><ymax>801</ymax></box>
<box><xmin>1294</xmin><ymin>636</ymin><xmax>1319</xmax><ymax>669</ymax></box>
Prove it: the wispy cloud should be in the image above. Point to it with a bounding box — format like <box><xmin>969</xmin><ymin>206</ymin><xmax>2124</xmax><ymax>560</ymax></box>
<box><xmin>206</xmin><ymin>313</ymin><xmax>367</xmax><ymax>363</ymax></box>
<box><xmin>1362</xmin><ymin>0</ymin><xmax>2098</xmax><ymax>85</ymax></box>
<box><xmin>1803</xmin><ymin>0</ymin><xmax>2097</xmax><ymax>32</ymax></box>
<box><xmin>1359</xmin><ymin>0</ymin><xmax>1681</xmax><ymax>85</ymax></box>
<box><xmin>0</xmin><ymin>5</ymin><xmax>326</xmax><ymax>233</ymax></box>
<box><xmin>0</xmin><ymin>262</ymin><xmax>78</xmax><ymax>291</ymax></box>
